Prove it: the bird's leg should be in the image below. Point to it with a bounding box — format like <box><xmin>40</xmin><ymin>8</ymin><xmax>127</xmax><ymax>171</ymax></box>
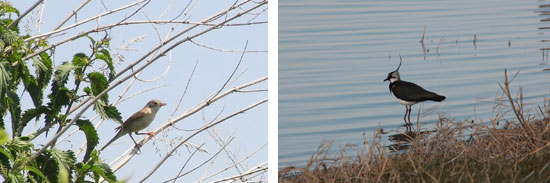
<box><xmin>404</xmin><ymin>105</ymin><xmax>410</xmax><ymax>132</ymax></box>
<box><xmin>403</xmin><ymin>106</ymin><xmax>409</xmax><ymax>123</ymax></box>
<box><xmin>407</xmin><ymin>106</ymin><xmax>412</xmax><ymax>131</ymax></box>
<box><xmin>136</xmin><ymin>131</ymin><xmax>155</xmax><ymax>137</ymax></box>
<box><xmin>128</xmin><ymin>133</ymin><xmax>143</xmax><ymax>152</ymax></box>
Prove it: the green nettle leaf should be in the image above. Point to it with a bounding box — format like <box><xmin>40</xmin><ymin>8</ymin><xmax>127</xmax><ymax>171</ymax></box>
<box><xmin>72</xmin><ymin>53</ymin><xmax>89</xmax><ymax>67</ymax></box>
<box><xmin>21</xmin><ymin>63</ymin><xmax>43</xmax><ymax>108</ymax></box>
<box><xmin>0</xmin><ymin>29</ymin><xmax>20</xmax><ymax>46</ymax></box>
<box><xmin>89</xmin><ymin>77</ymin><xmax>122</xmax><ymax>123</ymax></box>
<box><xmin>75</xmin><ymin>162</ymin><xmax>92</xmax><ymax>180</ymax></box>
<box><xmin>20</xmin><ymin>52</ymin><xmax>54</xmax><ymax>108</ymax></box>
<box><xmin>8</xmin><ymin>136</ymin><xmax>34</xmax><ymax>151</ymax></box>
<box><xmin>35</xmin><ymin>52</ymin><xmax>53</xmax><ymax>90</ymax></box>
<box><xmin>75</xmin><ymin>119</ymin><xmax>99</xmax><ymax>162</ymax></box>
<box><xmin>83</xmin><ymin>86</ymin><xmax>91</xmax><ymax>95</ymax></box>
<box><xmin>8</xmin><ymin>174</ymin><xmax>25</xmax><ymax>182</ymax></box>
<box><xmin>49</xmin><ymin>148</ymin><xmax>76</xmax><ymax>183</ymax></box>
<box><xmin>96</xmin><ymin>49</ymin><xmax>116</xmax><ymax>81</ymax></box>
<box><xmin>37</xmin><ymin>151</ymin><xmax>60</xmax><ymax>183</ymax></box>
<box><xmin>17</xmin><ymin>106</ymin><xmax>49</xmax><ymax>137</ymax></box>
<box><xmin>24</xmin><ymin>166</ymin><xmax>49</xmax><ymax>182</ymax></box>
<box><xmin>52</xmin><ymin>87</ymin><xmax>72</xmax><ymax>107</ymax></box>
<box><xmin>47</xmin><ymin>62</ymin><xmax>74</xmax><ymax>121</ymax></box>
<box><xmin>0</xmin><ymin>1</ymin><xmax>20</xmax><ymax>16</ymax></box>
<box><xmin>7</xmin><ymin>90</ymin><xmax>21</xmax><ymax>138</ymax></box>
<box><xmin>58</xmin><ymin>162</ymin><xmax>69</xmax><ymax>183</ymax></box>
<box><xmin>46</xmin><ymin>87</ymin><xmax>73</xmax><ymax>125</ymax></box>
<box><xmin>0</xmin><ymin>129</ymin><xmax>8</xmax><ymax>145</ymax></box>
<box><xmin>50</xmin><ymin>149</ymin><xmax>76</xmax><ymax>169</ymax></box>
<box><xmin>0</xmin><ymin>146</ymin><xmax>13</xmax><ymax>166</ymax></box>
<box><xmin>92</xmin><ymin>100</ymin><xmax>110</xmax><ymax>122</ymax></box>
<box><xmin>52</xmin><ymin>62</ymin><xmax>73</xmax><ymax>89</ymax></box>
<box><xmin>85</xmin><ymin>35</ymin><xmax>96</xmax><ymax>46</ymax></box>
<box><xmin>88</xmin><ymin>72</ymin><xmax>109</xmax><ymax>101</ymax></box>
<box><xmin>49</xmin><ymin>62</ymin><xmax>74</xmax><ymax>114</ymax></box>
<box><xmin>0</xmin><ymin>62</ymin><xmax>11</xmax><ymax>96</ymax></box>
<box><xmin>104</xmin><ymin>105</ymin><xmax>123</xmax><ymax>123</ymax></box>
<box><xmin>72</xmin><ymin>53</ymin><xmax>89</xmax><ymax>82</ymax></box>
<box><xmin>91</xmin><ymin>162</ymin><xmax>117</xmax><ymax>183</ymax></box>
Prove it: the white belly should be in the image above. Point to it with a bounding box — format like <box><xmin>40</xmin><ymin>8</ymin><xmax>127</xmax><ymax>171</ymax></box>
<box><xmin>391</xmin><ymin>92</ymin><xmax>417</xmax><ymax>106</ymax></box>
<box><xmin>134</xmin><ymin>113</ymin><xmax>155</xmax><ymax>131</ymax></box>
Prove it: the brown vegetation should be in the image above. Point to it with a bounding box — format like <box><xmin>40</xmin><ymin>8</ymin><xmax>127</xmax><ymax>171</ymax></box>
<box><xmin>279</xmin><ymin>70</ymin><xmax>550</xmax><ymax>183</ymax></box>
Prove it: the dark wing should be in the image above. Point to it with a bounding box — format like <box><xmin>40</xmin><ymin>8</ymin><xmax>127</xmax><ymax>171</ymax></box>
<box><xmin>391</xmin><ymin>80</ymin><xmax>445</xmax><ymax>102</ymax></box>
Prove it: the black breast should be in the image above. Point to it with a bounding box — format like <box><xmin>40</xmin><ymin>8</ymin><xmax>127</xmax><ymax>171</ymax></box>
<box><xmin>390</xmin><ymin>80</ymin><xmax>445</xmax><ymax>102</ymax></box>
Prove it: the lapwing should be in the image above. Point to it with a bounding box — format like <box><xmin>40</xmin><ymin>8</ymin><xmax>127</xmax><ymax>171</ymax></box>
<box><xmin>383</xmin><ymin>57</ymin><xmax>446</xmax><ymax>131</ymax></box>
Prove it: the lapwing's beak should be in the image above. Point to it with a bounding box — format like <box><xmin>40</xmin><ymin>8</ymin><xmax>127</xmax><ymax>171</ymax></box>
<box><xmin>383</xmin><ymin>78</ymin><xmax>389</xmax><ymax>82</ymax></box>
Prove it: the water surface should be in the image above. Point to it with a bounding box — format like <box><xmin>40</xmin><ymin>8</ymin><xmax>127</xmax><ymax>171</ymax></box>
<box><xmin>279</xmin><ymin>0</ymin><xmax>550</xmax><ymax>168</ymax></box>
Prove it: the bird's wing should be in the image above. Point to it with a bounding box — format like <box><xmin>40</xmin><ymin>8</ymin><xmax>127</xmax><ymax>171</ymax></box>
<box><xmin>122</xmin><ymin>110</ymin><xmax>146</xmax><ymax>129</ymax></box>
<box><xmin>392</xmin><ymin>81</ymin><xmax>440</xmax><ymax>101</ymax></box>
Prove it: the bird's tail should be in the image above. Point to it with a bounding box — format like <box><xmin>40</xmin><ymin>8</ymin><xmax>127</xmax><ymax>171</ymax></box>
<box><xmin>430</xmin><ymin>95</ymin><xmax>446</xmax><ymax>102</ymax></box>
<box><xmin>100</xmin><ymin>127</ymin><xmax>124</xmax><ymax>151</ymax></box>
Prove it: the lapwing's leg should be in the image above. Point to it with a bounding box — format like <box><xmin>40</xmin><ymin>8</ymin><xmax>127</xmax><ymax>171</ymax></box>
<box><xmin>408</xmin><ymin>105</ymin><xmax>413</xmax><ymax>131</ymax></box>
<box><xmin>403</xmin><ymin>105</ymin><xmax>409</xmax><ymax>132</ymax></box>
<box><xmin>404</xmin><ymin>105</ymin><xmax>411</xmax><ymax>132</ymax></box>
<box><xmin>407</xmin><ymin>105</ymin><xmax>412</xmax><ymax>131</ymax></box>
<box><xmin>403</xmin><ymin>105</ymin><xmax>409</xmax><ymax>124</ymax></box>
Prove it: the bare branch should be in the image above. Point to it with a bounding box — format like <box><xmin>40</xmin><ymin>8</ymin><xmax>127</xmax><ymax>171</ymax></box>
<box><xmin>210</xmin><ymin>40</ymin><xmax>248</xmax><ymax>103</ymax></box>
<box><xmin>189</xmin><ymin>39</ymin><xmax>267</xmax><ymax>53</ymax></box>
<box><xmin>170</xmin><ymin>142</ymin><xmax>207</xmax><ymax>183</ymax></box>
<box><xmin>194</xmin><ymin>143</ymin><xmax>267</xmax><ymax>182</ymax></box>
<box><xmin>208</xmin><ymin>162</ymin><xmax>267</xmax><ymax>183</ymax></box>
<box><xmin>53</xmin><ymin>0</ymin><xmax>92</xmax><ymax>30</ymax></box>
<box><xmin>138</xmin><ymin>98</ymin><xmax>267</xmax><ymax>182</ymax></box>
<box><xmin>8</xmin><ymin>0</ymin><xmax>45</xmax><ymax>29</ymax></box>
<box><xmin>24</xmin><ymin>0</ymin><xmax>148</xmax><ymax>41</ymax></box>
<box><xmin>170</xmin><ymin>60</ymin><xmax>199</xmax><ymax>118</ymax></box>
<box><xmin>66</xmin><ymin>0</ymin><xmax>266</xmax><ymax>116</ymax></box>
<box><xmin>131</xmin><ymin>51</ymin><xmax>172</xmax><ymax>82</ymax></box>
<box><xmin>109</xmin><ymin>76</ymin><xmax>267</xmax><ymax>172</ymax></box>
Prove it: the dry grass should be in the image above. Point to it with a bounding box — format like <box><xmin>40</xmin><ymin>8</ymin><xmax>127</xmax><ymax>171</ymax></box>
<box><xmin>279</xmin><ymin>70</ymin><xmax>550</xmax><ymax>183</ymax></box>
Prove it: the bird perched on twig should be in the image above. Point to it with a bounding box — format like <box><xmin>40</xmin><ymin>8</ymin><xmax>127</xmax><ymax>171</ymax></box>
<box><xmin>101</xmin><ymin>99</ymin><xmax>166</xmax><ymax>151</ymax></box>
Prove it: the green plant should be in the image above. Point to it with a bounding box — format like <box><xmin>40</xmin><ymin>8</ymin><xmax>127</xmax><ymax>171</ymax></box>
<box><xmin>0</xmin><ymin>2</ymin><xmax>121</xmax><ymax>182</ymax></box>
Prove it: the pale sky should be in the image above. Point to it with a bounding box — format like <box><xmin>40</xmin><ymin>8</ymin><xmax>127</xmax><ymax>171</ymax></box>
<box><xmin>9</xmin><ymin>0</ymin><xmax>268</xmax><ymax>182</ymax></box>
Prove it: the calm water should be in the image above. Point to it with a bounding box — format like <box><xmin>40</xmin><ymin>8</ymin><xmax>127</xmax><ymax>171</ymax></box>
<box><xmin>279</xmin><ymin>0</ymin><xmax>550</xmax><ymax>168</ymax></box>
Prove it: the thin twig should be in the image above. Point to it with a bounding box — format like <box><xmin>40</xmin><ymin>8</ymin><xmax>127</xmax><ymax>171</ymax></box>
<box><xmin>170</xmin><ymin>60</ymin><xmax>198</xmax><ymax>118</ymax></box>
<box><xmin>138</xmin><ymin>98</ymin><xmax>266</xmax><ymax>182</ymax></box>
<box><xmin>53</xmin><ymin>0</ymin><xmax>92</xmax><ymax>30</ymax></box>
<box><xmin>189</xmin><ymin>39</ymin><xmax>266</xmax><ymax>53</ymax></box>
<box><xmin>7</xmin><ymin>0</ymin><xmax>45</xmax><ymax>29</ymax></box>
<box><xmin>171</xmin><ymin>143</ymin><xmax>206</xmax><ymax>183</ymax></box>
<box><xmin>193</xmin><ymin>143</ymin><xmax>267</xmax><ymax>183</ymax></box>
<box><xmin>110</xmin><ymin>77</ymin><xmax>267</xmax><ymax>172</ymax></box>
<box><xmin>25</xmin><ymin>0</ymin><xmax>149</xmax><ymax>41</ymax></box>
<box><xmin>208</xmin><ymin>162</ymin><xmax>267</xmax><ymax>183</ymax></box>
<box><xmin>209</xmin><ymin>40</ymin><xmax>248</xmax><ymax>104</ymax></box>
<box><xmin>68</xmin><ymin>0</ymin><xmax>265</xmax><ymax>117</ymax></box>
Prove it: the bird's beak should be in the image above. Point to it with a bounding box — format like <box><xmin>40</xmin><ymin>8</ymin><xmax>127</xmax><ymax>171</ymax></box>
<box><xmin>160</xmin><ymin>102</ymin><xmax>167</xmax><ymax>106</ymax></box>
<box><xmin>383</xmin><ymin>77</ymin><xmax>389</xmax><ymax>82</ymax></box>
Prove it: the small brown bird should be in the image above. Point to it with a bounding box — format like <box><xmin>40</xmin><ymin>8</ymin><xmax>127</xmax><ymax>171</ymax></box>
<box><xmin>100</xmin><ymin>99</ymin><xmax>166</xmax><ymax>151</ymax></box>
